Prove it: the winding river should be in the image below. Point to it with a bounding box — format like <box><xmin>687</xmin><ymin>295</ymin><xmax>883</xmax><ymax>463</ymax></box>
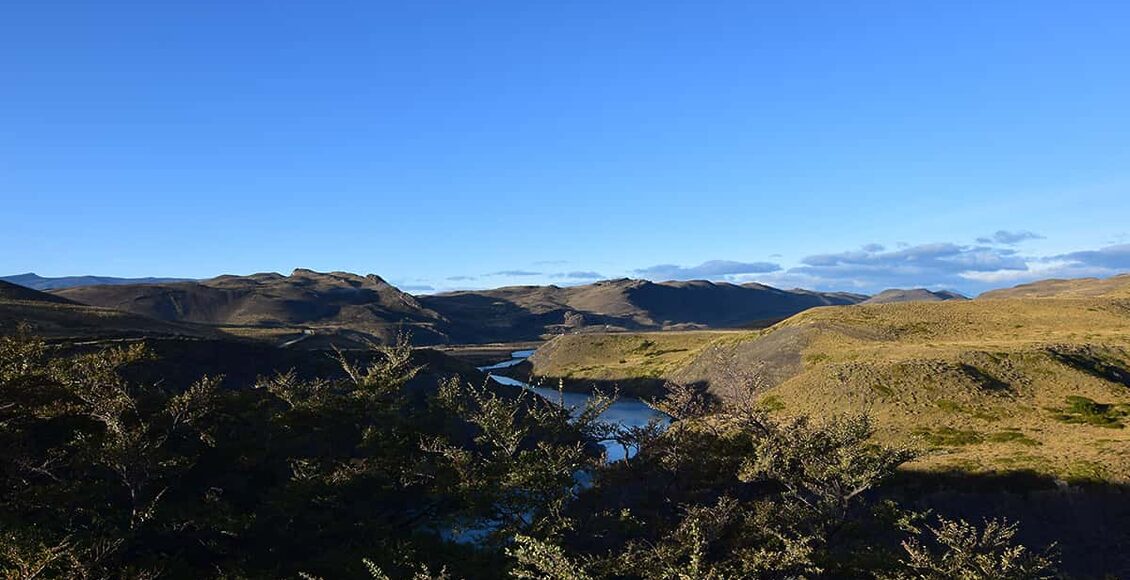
<box><xmin>478</xmin><ymin>350</ymin><xmax>669</xmax><ymax>461</ymax></box>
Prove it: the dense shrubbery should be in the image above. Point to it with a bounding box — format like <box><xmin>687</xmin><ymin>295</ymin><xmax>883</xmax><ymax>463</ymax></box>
<box><xmin>0</xmin><ymin>334</ymin><xmax>1057</xmax><ymax>579</ymax></box>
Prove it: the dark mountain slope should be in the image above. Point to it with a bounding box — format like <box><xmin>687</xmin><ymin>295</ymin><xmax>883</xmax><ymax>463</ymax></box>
<box><xmin>0</xmin><ymin>280</ymin><xmax>78</xmax><ymax>304</ymax></box>
<box><xmin>624</xmin><ymin>280</ymin><xmax>865</xmax><ymax>326</ymax></box>
<box><xmin>862</xmin><ymin>288</ymin><xmax>969</xmax><ymax>304</ymax></box>
<box><xmin>55</xmin><ymin>269</ymin><xmax>449</xmax><ymax>345</ymax></box>
<box><xmin>0</xmin><ymin>295</ymin><xmax>224</xmax><ymax>342</ymax></box>
<box><xmin>421</xmin><ymin>278</ymin><xmax>867</xmax><ymax>342</ymax></box>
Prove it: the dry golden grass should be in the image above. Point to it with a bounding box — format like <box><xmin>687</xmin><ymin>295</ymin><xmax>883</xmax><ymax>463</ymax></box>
<box><xmin>529</xmin><ymin>290</ymin><xmax>1130</xmax><ymax>483</ymax></box>
<box><xmin>529</xmin><ymin>330</ymin><xmax>740</xmax><ymax>382</ymax></box>
<box><xmin>979</xmin><ymin>273</ymin><xmax>1130</xmax><ymax>300</ymax></box>
<box><xmin>739</xmin><ymin>298</ymin><xmax>1130</xmax><ymax>482</ymax></box>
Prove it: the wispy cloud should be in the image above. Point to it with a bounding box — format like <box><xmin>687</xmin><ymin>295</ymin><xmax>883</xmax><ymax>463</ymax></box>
<box><xmin>787</xmin><ymin>242</ymin><xmax>1027</xmax><ymax>291</ymax></box>
<box><xmin>550</xmin><ymin>271</ymin><xmax>604</xmax><ymax>280</ymax></box>
<box><xmin>634</xmin><ymin>260</ymin><xmax>781</xmax><ymax>280</ymax></box>
<box><xmin>759</xmin><ymin>236</ymin><xmax>1130</xmax><ymax>295</ymax></box>
<box><xmin>485</xmin><ymin>270</ymin><xmax>543</xmax><ymax>277</ymax></box>
<box><xmin>975</xmin><ymin>230</ymin><xmax>1044</xmax><ymax>245</ymax></box>
<box><xmin>1050</xmin><ymin>243</ymin><xmax>1130</xmax><ymax>270</ymax></box>
<box><xmin>414</xmin><ymin>238</ymin><xmax>1130</xmax><ymax>297</ymax></box>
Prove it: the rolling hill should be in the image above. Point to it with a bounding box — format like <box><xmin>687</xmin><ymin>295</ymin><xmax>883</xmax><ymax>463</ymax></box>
<box><xmin>0</xmin><ymin>280</ymin><xmax>78</xmax><ymax>305</ymax></box>
<box><xmin>672</xmin><ymin>297</ymin><xmax>1130</xmax><ymax>482</ymax></box>
<box><xmin>419</xmin><ymin>278</ymin><xmax>866</xmax><ymax>342</ymax></box>
<box><xmin>1</xmin><ymin>277</ymin><xmax>490</xmax><ymax>394</ymax></box>
<box><xmin>861</xmin><ymin>288</ymin><xmax>968</xmax><ymax>304</ymax></box>
<box><xmin>0</xmin><ymin>280</ymin><xmax>225</xmax><ymax>341</ymax></box>
<box><xmin>978</xmin><ymin>273</ymin><xmax>1130</xmax><ymax>299</ymax></box>
<box><xmin>53</xmin><ymin>269</ymin><xmax>451</xmax><ymax>345</ymax></box>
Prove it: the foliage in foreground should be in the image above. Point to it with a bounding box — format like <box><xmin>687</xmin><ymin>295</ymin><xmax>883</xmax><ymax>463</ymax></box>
<box><xmin>0</xmin><ymin>334</ymin><xmax>1059</xmax><ymax>578</ymax></box>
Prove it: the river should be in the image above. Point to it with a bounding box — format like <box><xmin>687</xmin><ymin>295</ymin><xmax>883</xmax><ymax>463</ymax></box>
<box><xmin>478</xmin><ymin>350</ymin><xmax>669</xmax><ymax>461</ymax></box>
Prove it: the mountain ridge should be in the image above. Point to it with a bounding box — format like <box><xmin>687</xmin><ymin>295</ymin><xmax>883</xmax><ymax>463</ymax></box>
<box><xmin>41</xmin><ymin>270</ymin><xmax>870</xmax><ymax>344</ymax></box>
<box><xmin>52</xmin><ymin>268</ymin><xmax>450</xmax><ymax>345</ymax></box>
<box><xmin>15</xmin><ymin>270</ymin><xmax>1130</xmax><ymax>346</ymax></box>
<box><xmin>2</xmin><ymin>272</ymin><xmax>195</xmax><ymax>290</ymax></box>
<box><xmin>418</xmin><ymin>276</ymin><xmax>867</xmax><ymax>342</ymax></box>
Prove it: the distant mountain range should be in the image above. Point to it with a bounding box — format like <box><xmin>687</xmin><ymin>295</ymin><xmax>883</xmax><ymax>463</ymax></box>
<box><xmin>419</xmin><ymin>278</ymin><xmax>867</xmax><ymax>342</ymax></box>
<box><xmin>2</xmin><ymin>273</ymin><xmax>194</xmax><ymax>290</ymax></box>
<box><xmin>1</xmin><ymin>268</ymin><xmax>1007</xmax><ymax>345</ymax></box>
<box><xmin>861</xmin><ymin>288</ymin><xmax>968</xmax><ymax>304</ymax></box>
<box><xmin>1</xmin><ymin>269</ymin><xmax>875</xmax><ymax>345</ymax></box>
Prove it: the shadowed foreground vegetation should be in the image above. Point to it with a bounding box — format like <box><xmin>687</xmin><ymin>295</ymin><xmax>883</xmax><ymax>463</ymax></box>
<box><xmin>0</xmin><ymin>333</ymin><xmax>1096</xmax><ymax>578</ymax></box>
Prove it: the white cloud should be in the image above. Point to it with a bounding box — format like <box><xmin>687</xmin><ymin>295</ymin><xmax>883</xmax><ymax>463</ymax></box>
<box><xmin>634</xmin><ymin>260</ymin><xmax>781</xmax><ymax>280</ymax></box>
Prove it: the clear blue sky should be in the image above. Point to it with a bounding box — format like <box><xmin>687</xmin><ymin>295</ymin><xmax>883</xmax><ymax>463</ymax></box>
<box><xmin>3</xmin><ymin>1</ymin><xmax>1129</xmax><ymax>294</ymax></box>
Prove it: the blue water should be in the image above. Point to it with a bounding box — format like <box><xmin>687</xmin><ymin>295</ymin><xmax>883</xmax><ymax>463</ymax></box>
<box><xmin>479</xmin><ymin>352</ymin><xmax>669</xmax><ymax>461</ymax></box>
<box><xmin>477</xmin><ymin>349</ymin><xmax>538</xmax><ymax>371</ymax></box>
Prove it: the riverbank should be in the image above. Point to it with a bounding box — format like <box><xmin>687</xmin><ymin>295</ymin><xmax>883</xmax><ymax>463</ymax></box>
<box><xmin>473</xmin><ymin>348</ymin><xmax>670</xmax><ymax>461</ymax></box>
<box><xmin>431</xmin><ymin>341</ymin><xmax>544</xmax><ymax>367</ymax></box>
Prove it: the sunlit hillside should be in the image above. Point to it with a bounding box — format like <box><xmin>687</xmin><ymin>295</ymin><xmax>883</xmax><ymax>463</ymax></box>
<box><xmin>670</xmin><ymin>295</ymin><xmax>1130</xmax><ymax>481</ymax></box>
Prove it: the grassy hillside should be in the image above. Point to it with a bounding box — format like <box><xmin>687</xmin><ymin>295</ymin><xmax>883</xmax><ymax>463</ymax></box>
<box><xmin>670</xmin><ymin>297</ymin><xmax>1130</xmax><ymax>482</ymax></box>
<box><xmin>527</xmin><ymin>331</ymin><xmax>734</xmax><ymax>395</ymax></box>
<box><xmin>979</xmin><ymin>272</ymin><xmax>1130</xmax><ymax>299</ymax></box>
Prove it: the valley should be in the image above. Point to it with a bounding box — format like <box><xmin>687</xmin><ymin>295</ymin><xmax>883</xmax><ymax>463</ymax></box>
<box><xmin>14</xmin><ymin>269</ymin><xmax>1127</xmax><ymax>483</ymax></box>
<box><xmin>3</xmin><ymin>270</ymin><xmax>1129</xmax><ymax>576</ymax></box>
<box><xmin>527</xmin><ymin>295</ymin><xmax>1130</xmax><ymax>483</ymax></box>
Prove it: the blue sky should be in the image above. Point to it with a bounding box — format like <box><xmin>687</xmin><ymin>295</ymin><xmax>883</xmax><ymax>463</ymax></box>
<box><xmin>2</xmin><ymin>1</ymin><xmax>1129</xmax><ymax>295</ymax></box>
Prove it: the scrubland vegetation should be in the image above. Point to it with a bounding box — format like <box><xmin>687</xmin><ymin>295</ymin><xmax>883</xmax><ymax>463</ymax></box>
<box><xmin>0</xmin><ymin>333</ymin><xmax>1066</xmax><ymax>579</ymax></box>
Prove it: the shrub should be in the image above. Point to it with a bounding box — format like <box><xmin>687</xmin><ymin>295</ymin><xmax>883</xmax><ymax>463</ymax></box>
<box><xmin>894</xmin><ymin>517</ymin><xmax>1058</xmax><ymax>579</ymax></box>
